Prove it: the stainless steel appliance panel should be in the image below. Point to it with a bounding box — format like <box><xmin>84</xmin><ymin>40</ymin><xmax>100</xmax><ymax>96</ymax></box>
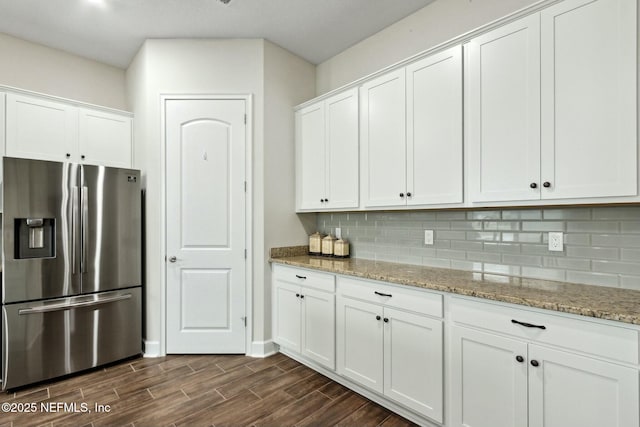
<box><xmin>1</xmin><ymin>288</ymin><xmax>142</xmax><ymax>390</ymax></box>
<box><xmin>2</xmin><ymin>158</ymin><xmax>81</xmax><ymax>303</ymax></box>
<box><xmin>81</xmin><ymin>166</ymin><xmax>141</xmax><ymax>294</ymax></box>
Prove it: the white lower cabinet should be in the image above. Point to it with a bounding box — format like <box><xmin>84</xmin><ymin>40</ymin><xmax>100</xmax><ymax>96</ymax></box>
<box><xmin>451</xmin><ymin>301</ymin><xmax>640</xmax><ymax>427</ymax></box>
<box><xmin>272</xmin><ymin>266</ymin><xmax>335</xmax><ymax>370</ymax></box>
<box><xmin>336</xmin><ymin>281</ymin><xmax>444</xmax><ymax>423</ymax></box>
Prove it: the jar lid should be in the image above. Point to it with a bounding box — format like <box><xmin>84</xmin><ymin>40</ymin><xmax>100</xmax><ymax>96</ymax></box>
<box><xmin>323</xmin><ymin>234</ymin><xmax>336</xmax><ymax>241</ymax></box>
<box><xmin>310</xmin><ymin>231</ymin><xmax>323</xmax><ymax>236</ymax></box>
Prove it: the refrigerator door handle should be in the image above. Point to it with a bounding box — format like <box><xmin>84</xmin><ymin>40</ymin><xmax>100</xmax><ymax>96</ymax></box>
<box><xmin>17</xmin><ymin>293</ymin><xmax>133</xmax><ymax>315</ymax></box>
<box><xmin>81</xmin><ymin>186</ymin><xmax>88</xmax><ymax>273</ymax></box>
<box><xmin>72</xmin><ymin>186</ymin><xmax>79</xmax><ymax>274</ymax></box>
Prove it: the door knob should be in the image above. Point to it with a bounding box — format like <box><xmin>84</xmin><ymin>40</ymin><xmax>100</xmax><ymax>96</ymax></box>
<box><xmin>168</xmin><ymin>256</ymin><xmax>177</xmax><ymax>263</ymax></box>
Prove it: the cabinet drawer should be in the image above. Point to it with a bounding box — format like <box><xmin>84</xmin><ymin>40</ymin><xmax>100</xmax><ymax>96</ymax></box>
<box><xmin>273</xmin><ymin>264</ymin><xmax>335</xmax><ymax>292</ymax></box>
<box><xmin>451</xmin><ymin>297</ymin><xmax>639</xmax><ymax>364</ymax></box>
<box><xmin>337</xmin><ymin>276</ymin><xmax>443</xmax><ymax>318</ymax></box>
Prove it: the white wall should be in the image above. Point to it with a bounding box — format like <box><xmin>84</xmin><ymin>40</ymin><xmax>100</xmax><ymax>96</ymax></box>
<box><xmin>0</xmin><ymin>32</ymin><xmax>127</xmax><ymax>110</ymax></box>
<box><xmin>316</xmin><ymin>0</ymin><xmax>539</xmax><ymax>95</ymax></box>
<box><xmin>262</xmin><ymin>40</ymin><xmax>316</xmax><ymax>341</ymax></box>
<box><xmin>126</xmin><ymin>38</ymin><xmax>315</xmax><ymax>353</ymax></box>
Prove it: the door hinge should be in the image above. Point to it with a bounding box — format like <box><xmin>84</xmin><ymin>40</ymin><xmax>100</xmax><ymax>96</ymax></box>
<box><xmin>244</xmin><ymin>249</ymin><xmax>247</xmax><ymax>259</ymax></box>
<box><xmin>242</xmin><ymin>316</ymin><xmax>247</xmax><ymax>327</ymax></box>
<box><xmin>244</xmin><ymin>114</ymin><xmax>247</xmax><ymax>124</ymax></box>
<box><xmin>244</xmin><ymin>181</ymin><xmax>247</xmax><ymax>192</ymax></box>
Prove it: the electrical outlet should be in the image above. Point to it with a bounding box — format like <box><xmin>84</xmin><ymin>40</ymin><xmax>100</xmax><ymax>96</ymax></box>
<box><xmin>548</xmin><ymin>232</ymin><xmax>564</xmax><ymax>252</ymax></box>
<box><xmin>335</xmin><ymin>227</ymin><xmax>341</xmax><ymax>239</ymax></box>
<box><xmin>424</xmin><ymin>230</ymin><xmax>434</xmax><ymax>246</ymax></box>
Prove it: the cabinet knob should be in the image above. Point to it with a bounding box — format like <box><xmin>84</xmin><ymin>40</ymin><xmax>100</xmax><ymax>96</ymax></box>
<box><xmin>383</xmin><ymin>318</ymin><xmax>389</xmax><ymax>323</ymax></box>
<box><xmin>406</xmin><ymin>192</ymin><xmax>412</xmax><ymax>197</ymax></box>
<box><xmin>320</xmin><ymin>199</ymin><xmax>324</xmax><ymax>203</ymax></box>
<box><xmin>399</xmin><ymin>193</ymin><xmax>405</xmax><ymax>198</ymax></box>
<box><xmin>516</xmin><ymin>355</ymin><xmax>524</xmax><ymax>363</ymax></box>
<box><xmin>530</xmin><ymin>183</ymin><xmax>537</xmax><ymax>189</ymax></box>
<box><xmin>300</xmin><ymin>295</ymin><xmax>305</xmax><ymax>299</ymax></box>
<box><xmin>81</xmin><ymin>155</ymin><xmax>86</xmax><ymax>160</ymax></box>
<box><xmin>543</xmin><ymin>182</ymin><xmax>551</xmax><ymax>188</ymax></box>
<box><xmin>296</xmin><ymin>293</ymin><xmax>300</xmax><ymax>298</ymax></box>
<box><xmin>530</xmin><ymin>360</ymin><xmax>540</xmax><ymax>367</ymax></box>
<box><xmin>324</xmin><ymin>198</ymin><xmax>328</xmax><ymax>202</ymax></box>
<box><xmin>376</xmin><ymin>315</ymin><xmax>381</xmax><ymax>321</ymax></box>
<box><xmin>66</xmin><ymin>153</ymin><xmax>71</xmax><ymax>158</ymax></box>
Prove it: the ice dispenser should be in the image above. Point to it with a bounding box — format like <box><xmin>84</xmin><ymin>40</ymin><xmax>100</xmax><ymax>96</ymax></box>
<box><xmin>15</xmin><ymin>218</ymin><xmax>55</xmax><ymax>259</ymax></box>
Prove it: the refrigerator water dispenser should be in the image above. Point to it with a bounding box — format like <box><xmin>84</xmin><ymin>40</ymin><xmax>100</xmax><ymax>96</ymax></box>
<box><xmin>15</xmin><ymin>218</ymin><xmax>55</xmax><ymax>259</ymax></box>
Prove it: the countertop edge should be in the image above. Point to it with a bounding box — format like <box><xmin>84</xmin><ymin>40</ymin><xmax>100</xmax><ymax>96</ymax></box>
<box><xmin>270</xmin><ymin>257</ymin><xmax>640</xmax><ymax>326</ymax></box>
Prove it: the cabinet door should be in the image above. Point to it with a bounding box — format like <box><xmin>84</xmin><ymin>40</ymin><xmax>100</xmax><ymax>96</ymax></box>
<box><xmin>6</xmin><ymin>93</ymin><xmax>78</xmax><ymax>162</ymax></box>
<box><xmin>301</xmin><ymin>287</ymin><xmax>335</xmax><ymax>370</ymax></box>
<box><xmin>383</xmin><ymin>308</ymin><xmax>443</xmax><ymax>423</ymax></box>
<box><xmin>361</xmin><ymin>69</ymin><xmax>407</xmax><ymax>208</ymax></box>
<box><xmin>528</xmin><ymin>345</ymin><xmax>639</xmax><ymax>427</ymax></box>
<box><xmin>325</xmin><ymin>88</ymin><xmax>359</xmax><ymax>209</ymax></box>
<box><xmin>467</xmin><ymin>15</ymin><xmax>541</xmax><ymax>202</ymax></box>
<box><xmin>450</xmin><ymin>326</ymin><xmax>528</xmax><ymax>427</ymax></box>
<box><xmin>296</xmin><ymin>103</ymin><xmax>326</xmax><ymax>210</ymax></box>
<box><xmin>273</xmin><ymin>281</ymin><xmax>301</xmax><ymax>352</ymax></box>
<box><xmin>540</xmin><ymin>0</ymin><xmax>637</xmax><ymax>199</ymax></box>
<box><xmin>78</xmin><ymin>108</ymin><xmax>132</xmax><ymax>168</ymax></box>
<box><xmin>336</xmin><ymin>296</ymin><xmax>384</xmax><ymax>392</ymax></box>
<box><xmin>406</xmin><ymin>45</ymin><xmax>463</xmax><ymax>206</ymax></box>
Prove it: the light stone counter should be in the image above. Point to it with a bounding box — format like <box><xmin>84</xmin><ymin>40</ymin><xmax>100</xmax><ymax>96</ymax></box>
<box><xmin>270</xmin><ymin>247</ymin><xmax>640</xmax><ymax>326</ymax></box>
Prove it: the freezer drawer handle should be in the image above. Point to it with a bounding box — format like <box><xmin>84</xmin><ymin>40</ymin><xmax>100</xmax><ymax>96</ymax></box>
<box><xmin>18</xmin><ymin>294</ymin><xmax>132</xmax><ymax>315</ymax></box>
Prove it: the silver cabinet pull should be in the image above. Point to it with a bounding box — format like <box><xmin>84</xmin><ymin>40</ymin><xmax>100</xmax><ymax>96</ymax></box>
<box><xmin>168</xmin><ymin>256</ymin><xmax>177</xmax><ymax>263</ymax></box>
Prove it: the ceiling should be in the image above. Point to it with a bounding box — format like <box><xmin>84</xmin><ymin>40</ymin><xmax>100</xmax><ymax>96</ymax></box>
<box><xmin>0</xmin><ymin>0</ymin><xmax>435</xmax><ymax>69</ymax></box>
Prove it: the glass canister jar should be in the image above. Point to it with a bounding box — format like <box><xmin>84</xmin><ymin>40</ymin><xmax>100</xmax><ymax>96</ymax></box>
<box><xmin>309</xmin><ymin>232</ymin><xmax>324</xmax><ymax>255</ymax></box>
<box><xmin>321</xmin><ymin>234</ymin><xmax>337</xmax><ymax>256</ymax></box>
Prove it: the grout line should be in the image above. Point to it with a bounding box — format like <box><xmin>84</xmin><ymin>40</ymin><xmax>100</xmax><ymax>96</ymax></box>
<box><xmin>147</xmin><ymin>387</ymin><xmax>155</xmax><ymax>399</ymax></box>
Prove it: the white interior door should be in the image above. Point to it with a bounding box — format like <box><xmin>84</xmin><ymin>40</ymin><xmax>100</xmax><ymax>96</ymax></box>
<box><xmin>166</xmin><ymin>98</ymin><xmax>246</xmax><ymax>354</ymax></box>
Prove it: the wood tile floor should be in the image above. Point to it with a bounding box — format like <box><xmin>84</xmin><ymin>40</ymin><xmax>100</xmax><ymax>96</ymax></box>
<box><xmin>0</xmin><ymin>353</ymin><xmax>418</xmax><ymax>427</ymax></box>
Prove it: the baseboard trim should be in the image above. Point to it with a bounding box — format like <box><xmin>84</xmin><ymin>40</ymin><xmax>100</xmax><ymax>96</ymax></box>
<box><xmin>143</xmin><ymin>340</ymin><xmax>162</xmax><ymax>358</ymax></box>
<box><xmin>248</xmin><ymin>340</ymin><xmax>277</xmax><ymax>358</ymax></box>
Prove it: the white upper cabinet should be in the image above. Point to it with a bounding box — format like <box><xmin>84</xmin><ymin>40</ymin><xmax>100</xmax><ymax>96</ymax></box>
<box><xmin>5</xmin><ymin>92</ymin><xmax>133</xmax><ymax>168</ymax></box>
<box><xmin>468</xmin><ymin>0</ymin><xmax>637</xmax><ymax>203</ymax></box>
<box><xmin>406</xmin><ymin>45</ymin><xmax>463</xmax><ymax>206</ymax></box>
<box><xmin>362</xmin><ymin>45</ymin><xmax>463</xmax><ymax>209</ymax></box>
<box><xmin>467</xmin><ymin>14</ymin><xmax>541</xmax><ymax>203</ymax></box>
<box><xmin>6</xmin><ymin>93</ymin><xmax>78</xmax><ymax>162</ymax></box>
<box><xmin>540</xmin><ymin>0</ymin><xmax>637</xmax><ymax>200</ymax></box>
<box><xmin>361</xmin><ymin>69</ymin><xmax>407</xmax><ymax>208</ymax></box>
<box><xmin>296</xmin><ymin>88</ymin><xmax>359</xmax><ymax>211</ymax></box>
<box><xmin>78</xmin><ymin>107</ymin><xmax>132</xmax><ymax>168</ymax></box>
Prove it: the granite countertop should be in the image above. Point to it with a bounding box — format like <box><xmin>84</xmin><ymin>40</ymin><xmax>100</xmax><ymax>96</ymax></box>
<box><xmin>269</xmin><ymin>247</ymin><xmax>640</xmax><ymax>326</ymax></box>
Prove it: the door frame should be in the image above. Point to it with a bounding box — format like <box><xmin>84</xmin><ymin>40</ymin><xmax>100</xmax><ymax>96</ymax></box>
<box><xmin>159</xmin><ymin>93</ymin><xmax>253</xmax><ymax>356</ymax></box>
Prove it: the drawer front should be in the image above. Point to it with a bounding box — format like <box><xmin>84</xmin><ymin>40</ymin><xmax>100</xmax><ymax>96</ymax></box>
<box><xmin>273</xmin><ymin>264</ymin><xmax>335</xmax><ymax>292</ymax></box>
<box><xmin>451</xmin><ymin>297</ymin><xmax>639</xmax><ymax>364</ymax></box>
<box><xmin>337</xmin><ymin>276</ymin><xmax>443</xmax><ymax>318</ymax></box>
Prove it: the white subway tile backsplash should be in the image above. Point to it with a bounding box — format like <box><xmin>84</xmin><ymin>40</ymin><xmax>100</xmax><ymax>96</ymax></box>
<box><xmin>592</xmin><ymin>260</ymin><xmax>640</xmax><ymax>275</ymax></box>
<box><xmin>501</xmin><ymin>209</ymin><xmax>542</xmax><ymax>220</ymax></box>
<box><xmin>566</xmin><ymin>221</ymin><xmax>619</xmax><ymax>233</ymax></box>
<box><xmin>467</xmin><ymin>211</ymin><xmax>501</xmax><ymax>220</ymax></box>
<box><xmin>566</xmin><ymin>271</ymin><xmax>619</xmax><ymax>287</ymax></box>
<box><xmin>502</xmin><ymin>254</ymin><xmax>543</xmax><ymax>266</ymax></box>
<box><xmin>566</xmin><ymin>246</ymin><xmax>619</xmax><ymax>260</ymax></box>
<box><xmin>317</xmin><ymin>206</ymin><xmax>640</xmax><ymax>290</ymax></box>
<box><xmin>521</xmin><ymin>221</ymin><xmax>565</xmax><ymax>232</ymax></box>
<box><xmin>521</xmin><ymin>266</ymin><xmax>566</xmax><ymax>281</ymax></box>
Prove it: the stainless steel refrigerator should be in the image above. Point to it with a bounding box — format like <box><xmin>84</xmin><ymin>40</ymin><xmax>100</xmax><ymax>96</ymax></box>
<box><xmin>1</xmin><ymin>157</ymin><xmax>142</xmax><ymax>390</ymax></box>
